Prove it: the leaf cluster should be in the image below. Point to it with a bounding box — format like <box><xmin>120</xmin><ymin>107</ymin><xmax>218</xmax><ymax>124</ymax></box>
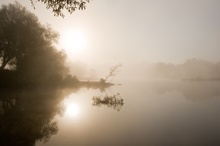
<box><xmin>31</xmin><ymin>0</ymin><xmax>90</xmax><ymax>17</ymax></box>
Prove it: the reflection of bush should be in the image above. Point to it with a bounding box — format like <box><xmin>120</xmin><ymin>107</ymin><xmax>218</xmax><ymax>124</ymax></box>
<box><xmin>145</xmin><ymin>81</ymin><xmax>220</xmax><ymax>101</ymax></box>
<box><xmin>92</xmin><ymin>93</ymin><xmax>124</xmax><ymax>111</ymax></box>
<box><xmin>0</xmin><ymin>88</ymin><xmax>66</xmax><ymax>146</ymax></box>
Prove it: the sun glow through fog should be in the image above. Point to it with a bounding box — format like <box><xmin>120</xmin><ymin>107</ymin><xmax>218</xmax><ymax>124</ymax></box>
<box><xmin>60</xmin><ymin>30</ymin><xmax>87</xmax><ymax>57</ymax></box>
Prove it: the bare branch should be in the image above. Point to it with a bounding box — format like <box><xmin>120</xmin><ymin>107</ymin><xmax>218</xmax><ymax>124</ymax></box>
<box><xmin>104</xmin><ymin>64</ymin><xmax>122</xmax><ymax>82</ymax></box>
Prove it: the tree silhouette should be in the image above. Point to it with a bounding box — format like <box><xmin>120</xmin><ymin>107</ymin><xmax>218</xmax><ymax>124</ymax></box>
<box><xmin>0</xmin><ymin>2</ymin><xmax>68</xmax><ymax>85</ymax></box>
<box><xmin>30</xmin><ymin>0</ymin><xmax>90</xmax><ymax>17</ymax></box>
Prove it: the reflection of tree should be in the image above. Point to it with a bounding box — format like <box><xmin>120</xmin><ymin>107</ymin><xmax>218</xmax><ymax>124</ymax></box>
<box><xmin>0</xmin><ymin>88</ymin><xmax>66</xmax><ymax>146</ymax></box>
<box><xmin>146</xmin><ymin>81</ymin><xmax>220</xmax><ymax>101</ymax></box>
<box><xmin>92</xmin><ymin>93</ymin><xmax>124</xmax><ymax>111</ymax></box>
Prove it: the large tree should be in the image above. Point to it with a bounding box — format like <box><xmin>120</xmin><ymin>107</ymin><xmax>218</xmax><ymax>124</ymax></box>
<box><xmin>31</xmin><ymin>0</ymin><xmax>90</xmax><ymax>17</ymax></box>
<box><xmin>0</xmin><ymin>2</ymin><xmax>68</xmax><ymax>84</ymax></box>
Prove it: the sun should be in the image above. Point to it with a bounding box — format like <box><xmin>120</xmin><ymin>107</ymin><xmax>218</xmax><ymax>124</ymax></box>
<box><xmin>60</xmin><ymin>30</ymin><xmax>87</xmax><ymax>56</ymax></box>
<box><xmin>65</xmin><ymin>103</ymin><xmax>80</xmax><ymax>117</ymax></box>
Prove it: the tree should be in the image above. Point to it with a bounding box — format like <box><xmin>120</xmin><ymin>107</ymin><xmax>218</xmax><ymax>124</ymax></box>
<box><xmin>30</xmin><ymin>0</ymin><xmax>90</xmax><ymax>17</ymax></box>
<box><xmin>0</xmin><ymin>2</ymin><xmax>68</xmax><ymax>84</ymax></box>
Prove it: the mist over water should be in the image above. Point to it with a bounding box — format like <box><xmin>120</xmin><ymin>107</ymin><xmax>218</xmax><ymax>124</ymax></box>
<box><xmin>68</xmin><ymin>58</ymin><xmax>220</xmax><ymax>82</ymax></box>
<box><xmin>2</xmin><ymin>57</ymin><xmax>220</xmax><ymax>146</ymax></box>
<box><xmin>33</xmin><ymin>79</ymin><xmax>220</xmax><ymax>146</ymax></box>
<box><xmin>1</xmin><ymin>0</ymin><xmax>220</xmax><ymax>145</ymax></box>
<box><xmin>23</xmin><ymin>58</ymin><xmax>220</xmax><ymax>146</ymax></box>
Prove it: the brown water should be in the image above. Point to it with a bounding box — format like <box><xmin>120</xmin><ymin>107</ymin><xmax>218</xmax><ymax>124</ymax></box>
<box><xmin>1</xmin><ymin>80</ymin><xmax>220</xmax><ymax>146</ymax></box>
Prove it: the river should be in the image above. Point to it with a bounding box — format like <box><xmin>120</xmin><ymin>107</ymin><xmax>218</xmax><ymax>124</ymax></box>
<box><xmin>1</xmin><ymin>80</ymin><xmax>220</xmax><ymax>146</ymax></box>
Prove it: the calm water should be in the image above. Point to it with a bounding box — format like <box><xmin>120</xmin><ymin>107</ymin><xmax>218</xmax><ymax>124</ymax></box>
<box><xmin>1</xmin><ymin>80</ymin><xmax>220</xmax><ymax>146</ymax></box>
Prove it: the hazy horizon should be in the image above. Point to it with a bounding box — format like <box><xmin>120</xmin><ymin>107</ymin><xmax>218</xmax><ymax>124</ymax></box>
<box><xmin>1</xmin><ymin>0</ymin><xmax>220</xmax><ymax>66</ymax></box>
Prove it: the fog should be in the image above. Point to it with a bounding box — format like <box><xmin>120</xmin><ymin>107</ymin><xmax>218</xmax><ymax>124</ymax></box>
<box><xmin>1</xmin><ymin>1</ymin><xmax>220</xmax><ymax>146</ymax></box>
<box><xmin>66</xmin><ymin>61</ymin><xmax>98</xmax><ymax>80</ymax></box>
<box><xmin>67</xmin><ymin>58</ymin><xmax>220</xmax><ymax>82</ymax></box>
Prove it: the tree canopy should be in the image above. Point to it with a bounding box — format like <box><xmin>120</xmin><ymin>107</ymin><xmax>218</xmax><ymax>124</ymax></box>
<box><xmin>0</xmin><ymin>2</ymin><xmax>68</xmax><ymax>86</ymax></box>
<box><xmin>31</xmin><ymin>0</ymin><xmax>90</xmax><ymax>17</ymax></box>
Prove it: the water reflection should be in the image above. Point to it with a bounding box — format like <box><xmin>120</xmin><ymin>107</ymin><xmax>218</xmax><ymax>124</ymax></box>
<box><xmin>145</xmin><ymin>81</ymin><xmax>220</xmax><ymax>101</ymax></box>
<box><xmin>65</xmin><ymin>103</ymin><xmax>80</xmax><ymax>116</ymax></box>
<box><xmin>0</xmin><ymin>88</ymin><xmax>66</xmax><ymax>146</ymax></box>
<box><xmin>0</xmin><ymin>84</ymin><xmax>118</xmax><ymax>146</ymax></box>
<box><xmin>92</xmin><ymin>93</ymin><xmax>124</xmax><ymax>111</ymax></box>
<box><xmin>3</xmin><ymin>80</ymin><xmax>219</xmax><ymax>146</ymax></box>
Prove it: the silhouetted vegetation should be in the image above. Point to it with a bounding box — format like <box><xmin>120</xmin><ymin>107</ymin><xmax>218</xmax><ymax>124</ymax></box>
<box><xmin>92</xmin><ymin>93</ymin><xmax>124</xmax><ymax>111</ymax></box>
<box><xmin>146</xmin><ymin>59</ymin><xmax>220</xmax><ymax>81</ymax></box>
<box><xmin>75</xmin><ymin>64</ymin><xmax>122</xmax><ymax>91</ymax></box>
<box><xmin>79</xmin><ymin>80</ymin><xmax>114</xmax><ymax>92</ymax></box>
<box><xmin>103</xmin><ymin>64</ymin><xmax>122</xmax><ymax>83</ymax></box>
<box><xmin>158</xmin><ymin>59</ymin><xmax>220</xmax><ymax>80</ymax></box>
<box><xmin>0</xmin><ymin>2</ymin><xmax>124</xmax><ymax>146</ymax></box>
<box><xmin>0</xmin><ymin>2</ymin><xmax>117</xmax><ymax>89</ymax></box>
<box><xmin>0</xmin><ymin>88</ymin><xmax>67</xmax><ymax>146</ymax></box>
<box><xmin>0</xmin><ymin>2</ymin><xmax>77</xmax><ymax>88</ymax></box>
<box><xmin>30</xmin><ymin>0</ymin><xmax>90</xmax><ymax>17</ymax></box>
<box><xmin>125</xmin><ymin>58</ymin><xmax>220</xmax><ymax>81</ymax></box>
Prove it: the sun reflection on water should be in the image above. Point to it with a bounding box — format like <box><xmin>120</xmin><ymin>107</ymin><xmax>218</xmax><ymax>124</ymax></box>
<box><xmin>62</xmin><ymin>96</ymin><xmax>81</xmax><ymax>119</ymax></box>
<box><xmin>65</xmin><ymin>103</ymin><xmax>80</xmax><ymax>116</ymax></box>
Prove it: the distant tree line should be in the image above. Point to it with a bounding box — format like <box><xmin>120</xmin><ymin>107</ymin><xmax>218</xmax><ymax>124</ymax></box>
<box><xmin>123</xmin><ymin>58</ymin><xmax>220</xmax><ymax>81</ymax></box>
<box><xmin>145</xmin><ymin>59</ymin><xmax>220</xmax><ymax>80</ymax></box>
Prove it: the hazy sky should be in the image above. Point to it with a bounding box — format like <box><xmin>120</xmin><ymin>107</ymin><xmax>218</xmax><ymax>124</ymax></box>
<box><xmin>1</xmin><ymin>0</ymin><xmax>220</xmax><ymax>65</ymax></box>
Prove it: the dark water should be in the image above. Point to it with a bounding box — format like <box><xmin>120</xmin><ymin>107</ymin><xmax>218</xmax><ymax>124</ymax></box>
<box><xmin>1</xmin><ymin>80</ymin><xmax>220</xmax><ymax>146</ymax></box>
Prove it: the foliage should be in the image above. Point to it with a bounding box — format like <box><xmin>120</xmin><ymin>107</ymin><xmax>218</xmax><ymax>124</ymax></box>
<box><xmin>0</xmin><ymin>2</ymin><xmax>68</xmax><ymax>85</ymax></box>
<box><xmin>31</xmin><ymin>0</ymin><xmax>90</xmax><ymax>17</ymax></box>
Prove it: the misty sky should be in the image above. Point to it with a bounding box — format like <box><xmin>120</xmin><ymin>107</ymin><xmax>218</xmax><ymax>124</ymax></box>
<box><xmin>1</xmin><ymin>0</ymin><xmax>220</xmax><ymax>65</ymax></box>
